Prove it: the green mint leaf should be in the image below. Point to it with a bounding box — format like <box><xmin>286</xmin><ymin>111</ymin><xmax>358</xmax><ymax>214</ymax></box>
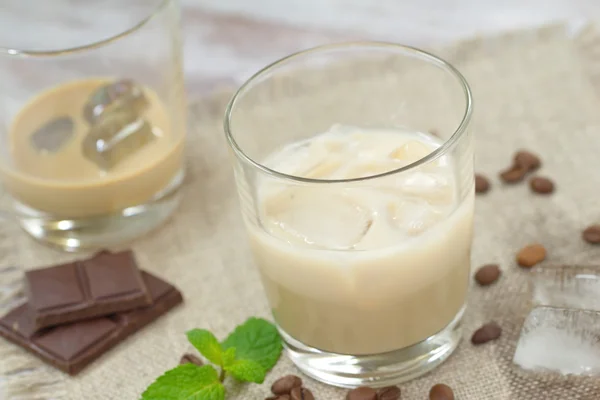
<box><xmin>224</xmin><ymin>359</ymin><xmax>266</xmax><ymax>383</ymax></box>
<box><xmin>221</xmin><ymin>347</ymin><xmax>236</xmax><ymax>368</ymax></box>
<box><xmin>221</xmin><ymin>317</ymin><xmax>282</xmax><ymax>372</ymax></box>
<box><xmin>141</xmin><ymin>364</ymin><xmax>224</xmax><ymax>400</ymax></box>
<box><xmin>186</xmin><ymin>329</ymin><xmax>223</xmax><ymax>366</ymax></box>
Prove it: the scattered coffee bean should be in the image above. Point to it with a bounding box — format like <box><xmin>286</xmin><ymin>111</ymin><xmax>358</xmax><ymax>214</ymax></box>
<box><xmin>499</xmin><ymin>166</ymin><xmax>527</xmax><ymax>183</ymax></box>
<box><xmin>271</xmin><ymin>375</ymin><xmax>303</xmax><ymax>395</ymax></box>
<box><xmin>514</xmin><ymin>150</ymin><xmax>541</xmax><ymax>172</ymax></box>
<box><xmin>583</xmin><ymin>225</ymin><xmax>600</xmax><ymax>244</ymax></box>
<box><xmin>179</xmin><ymin>353</ymin><xmax>203</xmax><ymax>366</ymax></box>
<box><xmin>266</xmin><ymin>396</ymin><xmax>291</xmax><ymax>400</ymax></box>
<box><xmin>474</xmin><ymin>264</ymin><xmax>501</xmax><ymax>286</ymax></box>
<box><xmin>529</xmin><ymin>176</ymin><xmax>554</xmax><ymax>194</ymax></box>
<box><xmin>377</xmin><ymin>386</ymin><xmax>401</xmax><ymax>400</ymax></box>
<box><xmin>475</xmin><ymin>174</ymin><xmax>491</xmax><ymax>194</ymax></box>
<box><xmin>290</xmin><ymin>387</ymin><xmax>314</xmax><ymax>400</ymax></box>
<box><xmin>516</xmin><ymin>244</ymin><xmax>546</xmax><ymax>268</ymax></box>
<box><xmin>429</xmin><ymin>383</ymin><xmax>454</xmax><ymax>400</ymax></box>
<box><xmin>471</xmin><ymin>321</ymin><xmax>502</xmax><ymax>345</ymax></box>
<box><xmin>346</xmin><ymin>386</ymin><xmax>377</xmax><ymax>400</ymax></box>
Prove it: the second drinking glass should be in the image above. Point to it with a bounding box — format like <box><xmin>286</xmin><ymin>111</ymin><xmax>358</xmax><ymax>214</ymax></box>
<box><xmin>225</xmin><ymin>43</ymin><xmax>474</xmax><ymax>388</ymax></box>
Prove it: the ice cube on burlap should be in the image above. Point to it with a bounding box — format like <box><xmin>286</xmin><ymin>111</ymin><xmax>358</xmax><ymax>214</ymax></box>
<box><xmin>513</xmin><ymin>306</ymin><xmax>600</xmax><ymax>375</ymax></box>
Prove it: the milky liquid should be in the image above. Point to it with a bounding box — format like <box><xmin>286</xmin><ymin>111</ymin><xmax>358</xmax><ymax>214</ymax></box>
<box><xmin>246</xmin><ymin>126</ymin><xmax>474</xmax><ymax>355</ymax></box>
<box><xmin>0</xmin><ymin>79</ymin><xmax>184</xmax><ymax>218</ymax></box>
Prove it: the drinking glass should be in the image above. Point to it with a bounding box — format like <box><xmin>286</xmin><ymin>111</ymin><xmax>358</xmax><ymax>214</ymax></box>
<box><xmin>0</xmin><ymin>0</ymin><xmax>186</xmax><ymax>251</ymax></box>
<box><xmin>225</xmin><ymin>43</ymin><xmax>474</xmax><ymax>387</ymax></box>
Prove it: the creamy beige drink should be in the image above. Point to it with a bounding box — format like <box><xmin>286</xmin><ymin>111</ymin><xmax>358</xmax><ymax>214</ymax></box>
<box><xmin>1</xmin><ymin>78</ymin><xmax>184</xmax><ymax>218</ymax></box>
<box><xmin>247</xmin><ymin>126</ymin><xmax>473</xmax><ymax>355</ymax></box>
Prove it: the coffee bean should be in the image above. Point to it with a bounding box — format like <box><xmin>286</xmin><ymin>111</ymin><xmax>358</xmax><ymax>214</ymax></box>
<box><xmin>179</xmin><ymin>353</ymin><xmax>203</xmax><ymax>366</ymax></box>
<box><xmin>377</xmin><ymin>386</ymin><xmax>401</xmax><ymax>400</ymax></box>
<box><xmin>475</xmin><ymin>174</ymin><xmax>490</xmax><ymax>194</ymax></box>
<box><xmin>529</xmin><ymin>177</ymin><xmax>554</xmax><ymax>194</ymax></box>
<box><xmin>346</xmin><ymin>386</ymin><xmax>377</xmax><ymax>400</ymax></box>
<box><xmin>471</xmin><ymin>321</ymin><xmax>502</xmax><ymax>345</ymax></box>
<box><xmin>271</xmin><ymin>375</ymin><xmax>303</xmax><ymax>395</ymax></box>
<box><xmin>429</xmin><ymin>383</ymin><xmax>454</xmax><ymax>400</ymax></box>
<box><xmin>514</xmin><ymin>150</ymin><xmax>541</xmax><ymax>172</ymax></box>
<box><xmin>517</xmin><ymin>244</ymin><xmax>546</xmax><ymax>268</ymax></box>
<box><xmin>290</xmin><ymin>387</ymin><xmax>314</xmax><ymax>400</ymax></box>
<box><xmin>499</xmin><ymin>166</ymin><xmax>527</xmax><ymax>183</ymax></box>
<box><xmin>266</xmin><ymin>396</ymin><xmax>291</xmax><ymax>400</ymax></box>
<box><xmin>474</xmin><ymin>264</ymin><xmax>501</xmax><ymax>286</ymax></box>
<box><xmin>583</xmin><ymin>225</ymin><xmax>600</xmax><ymax>244</ymax></box>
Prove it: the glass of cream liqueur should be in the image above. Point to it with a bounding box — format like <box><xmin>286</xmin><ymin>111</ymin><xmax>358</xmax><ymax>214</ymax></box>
<box><xmin>0</xmin><ymin>0</ymin><xmax>186</xmax><ymax>251</ymax></box>
<box><xmin>225</xmin><ymin>43</ymin><xmax>474</xmax><ymax>388</ymax></box>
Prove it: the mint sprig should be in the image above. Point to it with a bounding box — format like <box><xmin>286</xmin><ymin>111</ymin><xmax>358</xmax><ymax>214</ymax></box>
<box><xmin>141</xmin><ymin>318</ymin><xmax>283</xmax><ymax>400</ymax></box>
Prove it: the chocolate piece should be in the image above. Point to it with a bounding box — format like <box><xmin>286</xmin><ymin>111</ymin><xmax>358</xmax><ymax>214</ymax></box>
<box><xmin>471</xmin><ymin>321</ymin><xmax>502</xmax><ymax>345</ymax></box>
<box><xmin>0</xmin><ymin>271</ymin><xmax>182</xmax><ymax>375</ymax></box>
<box><xmin>25</xmin><ymin>251</ymin><xmax>152</xmax><ymax>329</ymax></box>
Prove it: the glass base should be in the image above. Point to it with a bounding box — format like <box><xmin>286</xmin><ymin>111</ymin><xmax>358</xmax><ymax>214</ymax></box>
<box><xmin>281</xmin><ymin>306</ymin><xmax>465</xmax><ymax>389</ymax></box>
<box><xmin>15</xmin><ymin>170</ymin><xmax>184</xmax><ymax>252</ymax></box>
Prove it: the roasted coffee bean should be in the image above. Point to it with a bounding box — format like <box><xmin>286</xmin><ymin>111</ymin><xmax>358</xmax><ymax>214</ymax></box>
<box><xmin>583</xmin><ymin>225</ymin><xmax>600</xmax><ymax>244</ymax></box>
<box><xmin>346</xmin><ymin>386</ymin><xmax>377</xmax><ymax>400</ymax></box>
<box><xmin>266</xmin><ymin>396</ymin><xmax>291</xmax><ymax>400</ymax></box>
<box><xmin>517</xmin><ymin>244</ymin><xmax>546</xmax><ymax>268</ymax></box>
<box><xmin>471</xmin><ymin>321</ymin><xmax>502</xmax><ymax>345</ymax></box>
<box><xmin>475</xmin><ymin>174</ymin><xmax>490</xmax><ymax>194</ymax></box>
<box><xmin>429</xmin><ymin>383</ymin><xmax>454</xmax><ymax>400</ymax></box>
<box><xmin>514</xmin><ymin>150</ymin><xmax>541</xmax><ymax>172</ymax></box>
<box><xmin>290</xmin><ymin>387</ymin><xmax>314</xmax><ymax>400</ymax></box>
<box><xmin>179</xmin><ymin>353</ymin><xmax>203</xmax><ymax>366</ymax></box>
<box><xmin>474</xmin><ymin>264</ymin><xmax>501</xmax><ymax>286</ymax></box>
<box><xmin>271</xmin><ymin>375</ymin><xmax>303</xmax><ymax>395</ymax></box>
<box><xmin>529</xmin><ymin>177</ymin><xmax>554</xmax><ymax>194</ymax></box>
<box><xmin>499</xmin><ymin>166</ymin><xmax>527</xmax><ymax>183</ymax></box>
<box><xmin>377</xmin><ymin>386</ymin><xmax>401</xmax><ymax>400</ymax></box>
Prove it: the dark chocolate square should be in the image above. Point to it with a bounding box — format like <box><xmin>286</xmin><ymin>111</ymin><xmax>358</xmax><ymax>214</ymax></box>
<box><xmin>24</xmin><ymin>250</ymin><xmax>152</xmax><ymax>329</ymax></box>
<box><xmin>26</xmin><ymin>262</ymin><xmax>84</xmax><ymax>311</ymax></box>
<box><xmin>83</xmin><ymin>251</ymin><xmax>145</xmax><ymax>300</ymax></box>
<box><xmin>34</xmin><ymin>318</ymin><xmax>117</xmax><ymax>360</ymax></box>
<box><xmin>0</xmin><ymin>271</ymin><xmax>183</xmax><ymax>375</ymax></box>
<box><xmin>0</xmin><ymin>304</ymin><xmax>38</xmax><ymax>339</ymax></box>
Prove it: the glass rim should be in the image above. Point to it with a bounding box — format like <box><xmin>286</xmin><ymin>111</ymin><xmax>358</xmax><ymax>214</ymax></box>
<box><xmin>0</xmin><ymin>0</ymin><xmax>172</xmax><ymax>57</ymax></box>
<box><xmin>224</xmin><ymin>41</ymin><xmax>473</xmax><ymax>184</ymax></box>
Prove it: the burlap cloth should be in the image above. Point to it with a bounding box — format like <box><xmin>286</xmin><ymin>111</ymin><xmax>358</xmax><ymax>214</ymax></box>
<box><xmin>2</xmin><ymin>24</ymin><xmax>600</xmax><ymax>400</ymax></box>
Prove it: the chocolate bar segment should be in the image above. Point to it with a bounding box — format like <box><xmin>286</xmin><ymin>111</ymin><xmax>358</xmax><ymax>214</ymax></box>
<box><xmin>0</xmin><ymin>271</ymin><xmax>183</xmax><ymax>375</ymax></box>
<box><xmin>25</xmin><ymin>251</ymin><xmax>152</xmax><ymax>329</ymax></box>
